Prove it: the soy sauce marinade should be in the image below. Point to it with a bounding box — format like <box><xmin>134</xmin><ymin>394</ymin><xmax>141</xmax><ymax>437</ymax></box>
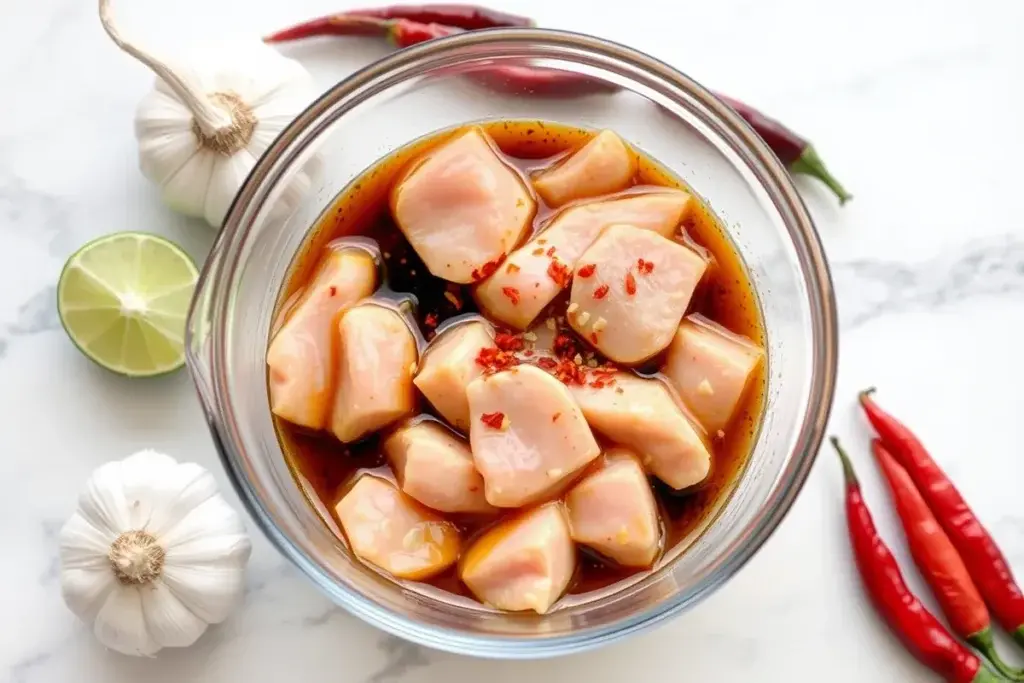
<box><xmin>273</xmin><ymin>120</ymin><xmax>767</xmax><ymax>602</ymax></box>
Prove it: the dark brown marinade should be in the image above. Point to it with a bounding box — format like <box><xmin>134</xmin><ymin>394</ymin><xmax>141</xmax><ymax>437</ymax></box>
<box><xmin>272</xmin><ymin>120</ymin><xmax>767</xmax><ymax>601</ymax></box>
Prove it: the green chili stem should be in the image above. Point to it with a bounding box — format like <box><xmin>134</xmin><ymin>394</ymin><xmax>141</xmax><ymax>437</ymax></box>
<box><xmin>790</xmin><ymin>145</ymin><xmax>853</xmax><ymax>205</ymax></box>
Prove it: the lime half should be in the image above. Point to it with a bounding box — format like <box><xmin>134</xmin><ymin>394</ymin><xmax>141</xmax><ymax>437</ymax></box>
<box><xmin>57</xmin><ymin>232</ymin><xmax>199</xmax><ymax>377</ymax></box>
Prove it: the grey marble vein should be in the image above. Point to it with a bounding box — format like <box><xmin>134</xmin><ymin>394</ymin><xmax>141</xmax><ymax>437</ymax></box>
<box><xmin>0</xmin><ymin>286</ymin><xmax>59</xmax><ymax>360</ymax></box>
<box><xmin>367</xmin><ymin>637</ymin><xmax>431</xmax><ymax>683</ymax></box>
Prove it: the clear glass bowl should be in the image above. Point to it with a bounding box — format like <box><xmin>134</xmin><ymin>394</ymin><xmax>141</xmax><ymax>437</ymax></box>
<box><xmin>186</xmin><ymin>28</ymin><xmax>838</xmax><ymax>658</ymax></box>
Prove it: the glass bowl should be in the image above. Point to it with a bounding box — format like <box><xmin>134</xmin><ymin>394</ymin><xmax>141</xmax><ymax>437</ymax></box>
<box><xmin>185</xmin><ymin>28</ymin><xmax>838</xmax><ymax>659</ymax></box>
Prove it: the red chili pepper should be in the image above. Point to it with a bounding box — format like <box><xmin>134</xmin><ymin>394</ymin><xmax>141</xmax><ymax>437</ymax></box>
<box><xmin>874</xmin><ymin>439</ymin><xmax>1024</xmax><ymax>680</ymax></box>
<box><xmin>831</xmin><ymin>437</ymin><xmax>1001</xmax><ymax>683</ymax></box>
<box><xmin>264</xmin><ymin>16</ymin><xmax>850</xmax><ymax>202</ymax></box>
<box><xmin>860</xmin><ymin>389</ymin><xmax>1024</xmax><ymax>651</ymax></box>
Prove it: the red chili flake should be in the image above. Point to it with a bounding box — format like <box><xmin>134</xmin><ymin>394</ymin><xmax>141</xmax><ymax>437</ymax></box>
<box><xmin>501</xmin><ymin>287</ymin><xmax>521</xmax><ymax>305</ymax></box>
<box><xmin>471</xmin><ymin>253</ymin><xmax>507</xmax><ymax>282</ymax></box>
<box><xmin>553</xmin><ymin>359</ymin><xmax>588</xmax><ymax>386</ymax></box>
<box><xmin>637</xmin><ymin>258</ymin><xmax>646</xmax><ymax>270</ymax></box>
<box><xmin>494</xmin><ymin>332</ymin><xmax>524</xmax><ymax>352</ymax></box>
<box><xmin>523</xmin><ymin>349</ymin><xmax>534</xmax><ymax>357</ymax></box>
<box><xmin>576</xmin><ymin>263</ymin><xmax>597</xmax><ymax>278</ymax></box>
<box><xmin>424</xmin><ymin>313</ymin><xmax>439</xmax><ymax>328</ymax></box>
<box><xmin>625</xmin><ymin>272</ymin><xmax>637</xmax><ymax>295</ymax></box>
<box><xmin>551</xmin><ymin>412</ymin><xmax>562</xmax><ymax>422</ymax></box>
<box><xmin>545</xmin><ymin>246</ymin><xmax>556</xmax><ymax>257</ymax></box>
<box><xmin>506</xmin><ymin>263</ymin><xmax>521</xmax><ymax>274</ymax></box>
<box><xmin>593</xmin><ymin>284</ymin><xmax>610</xmax><ymax>299</ymax></box>
<box><xmin>642</xmin><ymin>260</ymin><xmax>655</xmax><ymax>274</ymax></box>
<box><xmin>480</xmin><ymin>412</ymin><xmax>505</xmax><ymax>429</ymax></box>
<box><xmin>547</xmin><ymin>260</ymin><xmax>572</xmax><ymax>288</ymax></box>
<box><xmin>475</xmin><ymin>346</ymin><xmax>520</xmax><ymax>374</ymax></box>
<box><xmin>328</xmin><ymin>286</ymin><xmax>338</xmax><ymax>296</ymax></box>
<box><xmin>589</xmin><ymin>332</ymin><xmax>599</xmax><ymax>344</ymax></box>
<box><xmin>536</xmin><ymin>357</ymin><xmax>558</xmax><ymax>370</ymax></box>
<box><xmin>589</xmin><ymin>379</ymin><xmax>606</xmax><ymax>389</ymax></box>
<box><xmin>553</xmin><ymin>334</ymin><xmax>578</xmax><ymax>359</ymax></box>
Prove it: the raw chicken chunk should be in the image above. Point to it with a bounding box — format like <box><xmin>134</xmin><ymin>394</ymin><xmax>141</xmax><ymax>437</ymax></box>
<box><xmin>467</xmin><ymin>364</ymin><xmax>600</xmax><ymax>507</ymax></box>
<box><xmin>460</xmin><ymin>503</ymin><xmax>575</xmax><ymax>613</ymax></box>
<box><xmin>570</xmin><ymin>224</ymin><xmax>707</xmax><ymax>364</ymax></box>
<box><xmin>267</xmin><ymin>248</ymin><xmax>377</xmax><ymax>429</ymax></box>
<box><xmin>383</xmin><ymin>420</ymin><xmax>495</xmax><ymax>514</ymax></box>
<box><xmin>413</xmin><ymin>320</ymin><xmax>495</xmax><ymax>431</ymax></box>
<box><xmin>570</xmin><ymin>373</ymin><xmax>711</xmax><ymax>490</ymax></box>
<box><xmin>474</xmin><ymin>190</ymin><xmax>691</xmax><ymax>329</ymax></box>
<box><xmin>565</xmin><ymin>449</ymin><xmax>661</xmax><ymax>567</ymax></box>
<box><xmin>662</xmin><ymin>316</ymin><xmax>765</xmax><ymax>435</ymax></box>
<box><xmin>335</xmin><ymin>475</ymin><xmax>460</xmax><ymax>580</ymax></box>
<box><xmin>330</xmin><ymin>304</ymin><xmax>418</xmax><ymax>443</ymax></box>
<box><xmin>532</xmin><ymin>130</ymin><xmax>637</xmax><ymax>207</ymax></box>
<box><xmin>390</xmin><ymin>127</ymin><xmax>535</xmax><ymax>284</ymax></box>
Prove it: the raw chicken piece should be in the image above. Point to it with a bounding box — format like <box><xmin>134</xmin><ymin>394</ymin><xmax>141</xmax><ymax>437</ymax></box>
<box><xmin>460</xmin><ymin>503</ymin><xmax>575</xmax><ymax>613</ymax></box>
<box><xmin>330</xmin><ymin>304</ymin><xmax>418</xmax><ymax>443</ymax></box>
<box><xmin>467</xmin><ymin>364</ymin><xmax>600</xmax><ymax>507</ymax></box>
<box><xmin>335</xmin><ymin>475</ymin><xmax>461</xmax><ymax>580</ymax></box>
<box><xmin>474</xmin><ymin>190</ymin><xmax>691</xmax><ymax>329</ymax></box>
<box><xmin>570</xmin><ymin>373</ymin><xmax>711</xmax><ymax>490</ymax></box>
<box><xmin>565</xmin><ymin>449</ymin><xmax>661</xmax><ymax>567</ymax></box>
<box><xmin>413</xmin><ymin>320</ymin><xmax>495</xmax><ymax>431</ymax></box>
<box><xmin>662</xmin><ymin>316</ymin><xmax>764</xmax><ymax>434</ymax></box>
<box><xmin>532</xmin><ymin>130</ymin><xmax>637</xmax><ymax>207</ymax></box>
<box><xmin>267</xmin><ymin>248</ymin><xmax>377</xmax><ymax>429</ymax></box>
<box><xmin>570</xmin><ymin>224</ymin><xmax>707</xmax><ymax>364</ymax></box>
<box><xmin>390</xmin><ymin>127</ymin><xmax>535</xmax><ymax>284</ymax></box>
<box><xmin>383</xmin><ymin>420</ymin><xmax>495</xmax><ymax>514</ymax></box>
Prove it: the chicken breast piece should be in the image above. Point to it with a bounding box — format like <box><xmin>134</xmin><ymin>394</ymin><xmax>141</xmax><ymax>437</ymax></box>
<box><xmin>267</xmin><ymin>248</ymin><xmax>377</xmax><ymax>429</ymax></box>
<box><xmin>383</xmin><ymin>420</ymin><xmax>495</xmax><ymax>514</ymax></box>
<box><xmin>474</xmin><ymin>190</ymin><xmax>691</xmax><ymax>329</ymax></box>
<box><xmin>460</xmin><ymin>503</ymin><xmax>575</xmax><ymax>613</ymax></box>
<box><xmin>570</xmin><ymin>373</ymin><xmax>712</xmax><ymax>490</ymax></box>
<box><xmin>662</xmin><ymin>316</ymin><xmax>765</xmax><ymax>435</ymax></box>
<box><xmin>570</xmin><ymin>224</ymin><xmax>707</xmax><ymax>364</ymax></box>
<box><xmin>467</xmin><ymin>364</ymin><xmax>600</xmax><ymax>507</ymax></box>
<box><xmin>390</xmin><ymin>127</ymin><xmax>535</xmax><ymax>284</ymax></box>
<box><xmin>565</xmin><ymin>449</ymin><xmax>661</xmax><ymax>567</ymax></box>
<box><xmin>413</xmin><ymin>320</ymin><xmax>495</xmax><ymax>431</ymax></box>
<box><xmin>335</xmin><ymin>475</ymin><xmax>461</xmax><ymax>580</ymax></box>
<box><xmin>532</xmin><ymin>130</ymin><xmax>637</xmax><ymax>207</ymax></box>
<box><xmin>330</xmin><ymin>304</ymin><xmax>418</xmax><ymax>443</ymax></box>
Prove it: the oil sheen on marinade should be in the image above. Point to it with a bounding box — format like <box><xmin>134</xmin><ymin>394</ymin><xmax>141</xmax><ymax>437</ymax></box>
<box><xmin>273</xmin><ymin>120</ymin><xmax>767</xmax><ymax>601</ymax></box>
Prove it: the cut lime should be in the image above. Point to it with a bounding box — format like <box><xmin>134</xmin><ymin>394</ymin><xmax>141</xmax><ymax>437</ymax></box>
<box><xmin>57</xmin><ymin>232</ymin><xmax>199</xmax><ymax>377</ymax></box>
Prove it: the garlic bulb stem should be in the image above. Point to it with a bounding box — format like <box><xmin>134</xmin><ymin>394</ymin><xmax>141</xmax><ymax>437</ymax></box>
<box><xmin>108</xmin><ymin>530</ymin><xmax>166</xmax><ymax>585</ymax></box>
<box><xmin>98</xmin><ymin>0</ymin><xmax>232</xmax><ymax>137</ymax></box>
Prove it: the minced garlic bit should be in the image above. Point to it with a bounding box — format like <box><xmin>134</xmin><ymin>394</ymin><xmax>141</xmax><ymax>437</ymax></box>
<box><xmin>546</xmin><ymin>468</ymin><xmax>564</xmax><ymax>479</ymax></box>
<box><xmin>577</xmin><ymin>311</ymin><xmax>591</xmax><ymax>326</ymax></box>
<box><xmin>409</xmin><ymin>362</ymin><xmax>418</xmax><ymax>375</ymax></box>
<box><xmin>567</xmin><ymin>302</ymin><xmax>579</xmax><ymax>315</ymax></box>
<box><xmin>400</xmin><ymin>257</ymin><xmax>408</xmax><ymax>265</ymax></box>
<box><xmin>698</xmin><ymin>378</ymin><xmax>714</xmax><ymax>396</ymax></box>
<box><xmin>586</xmin><ymin>359</ymin><xmax>598</xmax><ymax>368</ymax></box>
<box><xmin>444</xmin><ymin>291</ymin><xmax>461</xmax><ymax>308</ymax></box>
<box><xmin>500</xmin><ymin>415</ymin><xmax>511</xmax><ymax>430</ymax></box>
<box><xmin>592</xmin><ymin>317</ymin><xmax>608</xmax><ymax>333</ymax></box>
<box><xmin>716</xmin><ymin>429</ymin><xmax>726</xmax><ymax>439</ymax></box>
<box><xmin>383</xmin><ymin>251</ymin><xmax>392</xmax><ymax>259</ymax></box>
<box><xmin>573</xmin><ymin>353</ymin><xmax>583</xmax><ymax>365</ymax></box>
<box><xmin>523</xmin><ymin>331</ymin><xmax>538</xmax><ymax>342</ymax></box>
<box><xmin>615</xmin><ymin>525</ymin><xmax>630</xmax><ymax>544</ymax></box>
<box><xmin>545</xmin><ymin>317</ymin><xmax>557</xmax><ymax>331</ymax></box>
<box><xmin>410</xmin><ymin>269</ymin><xmax>417</xmax><ymax>276</ymax></box>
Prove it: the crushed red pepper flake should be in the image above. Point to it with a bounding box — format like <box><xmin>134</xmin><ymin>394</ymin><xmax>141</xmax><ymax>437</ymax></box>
<box><xmin>589</xmin><ymin>332</ymin><xmax>599</xmax><ymax>344</ymax></box>
<box><xmin>553</xmin><ymin>333</ymin><xmax>578</xmax><ymax>359</ymax></box>
<box><xmin>523</xmin><ymin>349</ymin><xmax>534</xmax><ymax>357</ymax></box>
<box><xmin>443</xmin><ymin>290</ymin><xmax>463</xmax><ymax>309</ymax></box>
<box><xmin>551</xmin><ymin>412</ymin><xmax>562</xmax><ymax>422</ymax></box>
<box><xmin>532</xmin><ymin>247</ymin><xmax>545</xmax><ymax>256</ymax></box>
<box><xmin>625</xmin><ymin>272</ymin><xmax>637</xmax><ymax>295</ymax></box>
<box><xmin>593</xmin><ymin>284</ymin><xmax>610</xmax><ymax>299</ymax></box>
<box><xmin>470</xmin><ymin>253</ymin><xmax>507</xmax><ymax>282</ymax></box>
<box><xmin>480</xmin><ymin>412</ymin><xmax>506</xmax><ymax>429</ymax></box>
<box><xmin>475</xmin><ymin>346</ymin><xmax>519</xmax><ymax>374</ymax></box>
<box><xmin>536</xmin><ymin>357</ymin><xmax>558</xmax><ymax>370</ymax></box>
<box><xmin>494</xmin><ymin>332</ymin><xmax>523</xmax><ymax>352</ymax></box>
<box><xmin>328</xmin><ymin>286</ymin><xmax>337</xmax><ymax>296</ymax></box>
<box><xmin>641</xmin><ymin>260</ymin><xmax>655</xmax><ymax>274</ymax></box>
<box><xmin>501</xmin><ymin>286</ymin><xmax>521</xmax><ymax>305</ymax></box>
<box><xmin>506</xmin><ymin>263</ymin><xmax>521</xmax><ymax>274</ymax></box>
<box><xmin>424</xmin><ymin>313</ymin><xmax>439</xmax><ymax>328</ymax></box>
<box><xmin>576</xmin><ymin>263</ymin><xmax>597</xmax><ymax>278</ymax></box>
<box><xmin>545</xmin><ymin>246</ymin><xmax>556</xmax><ymax>257</ymax></box>
<box><xmin>547</xmin><ymin>260</ymin><xmax>572</xmax><ymax>288</ymax></box>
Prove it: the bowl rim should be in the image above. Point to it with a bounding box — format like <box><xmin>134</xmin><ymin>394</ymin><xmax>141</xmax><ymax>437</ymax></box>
<box><xmin>192</xmin><ymin>26</ymin><xmax>838</xmax><ymax>658</ymax></box>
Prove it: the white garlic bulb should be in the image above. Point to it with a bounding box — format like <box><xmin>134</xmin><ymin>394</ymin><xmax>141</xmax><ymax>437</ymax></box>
<box><xmin>59</xmin><ymin>450</ymin><xmax>252</xmax><ymax>656</ymax></box>
<box><xmin>100</xmin><ymin>0</ymin><xmax>318</xmax><ymax>228</ymax></box>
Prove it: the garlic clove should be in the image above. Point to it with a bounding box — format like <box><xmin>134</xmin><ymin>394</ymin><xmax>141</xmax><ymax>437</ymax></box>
<box><xmin>204</xmin><ymin>150</ymin><xmax>258</xmax><ymax>228</ymax></box>
<box><xmin>140</xmin><ymin>463</ymin><xmax>220</xmax><ymax>538</ymax></box>
<box><xmin>60</xmin><ymin>512</ymin><xmax>117</xmax><ymax>568</ymax></box>
<box><xmin>117</xmin><ymin>449</ymin><xmax>182</xmax><ymax>529</ymax></box>
<box><xmin>161</xmin><ymin>496</ymin><xmax>250</xmax><ymax>562</ymax></box>
<box><xmin>94</xmin><ymin>587</ymin><xmax>161</xmax><ymax>656</ymax></box>
<box><xmin>140</xmin><ymin>580</ymin><xmax>208</xmax><ymax>648</ymax></box>
<box><xmin>162</xmin><ymin>563</ymin><xmax>246</xmax><ymax>624</ymax></box>
<box><xmin>79</xmin><ymin>461</ymin><xmax>133</xmax><ymax>538</ymax></box>
<box><xmin>160</xmin><ymin>150</ymin><xmax>217</xmax><ymax>220</ymax></box>
<box><xmin>61</xmin><ymin>566</ymin><xmax>117</xmax><ymax>621</ymax></box>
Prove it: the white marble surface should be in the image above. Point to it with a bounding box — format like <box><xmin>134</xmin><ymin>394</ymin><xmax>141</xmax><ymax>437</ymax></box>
<box><xmin>3</xmin><ymin>0</ymin><xmax>1024</xmax><ymax>680</ymax></box>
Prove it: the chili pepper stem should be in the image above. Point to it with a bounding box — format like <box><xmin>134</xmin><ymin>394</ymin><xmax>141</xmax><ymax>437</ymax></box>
<box><xmin>969</xmin><ymin>628</ymin><xmax>1024</xmax><ymax>680</ymax></box>
<box><xmin>831</xmin><ymin>436</ymin><xmax>858</xmax><ymax>485</ymax></box>
<box><xmin>974</xmin><ymin>666</ymin><xmax>1014</xmax><ymax>683</ymax></box>
<box><xmin>789</xmin><ymin>145</ymin><xmax>852</xmax><ymax>205</ymax></box>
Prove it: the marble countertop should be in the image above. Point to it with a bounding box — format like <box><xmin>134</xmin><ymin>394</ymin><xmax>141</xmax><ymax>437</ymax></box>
<box><xmin>3</xmin><ymin>0</ymin><xmax>1024</xmax><ymax>680</ymax></box>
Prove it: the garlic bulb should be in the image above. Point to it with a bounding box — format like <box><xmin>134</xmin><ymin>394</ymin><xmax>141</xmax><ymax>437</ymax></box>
<box><xmin>59</xmin><ymin>450</ymin><xmax>252</xmax><ymax>656</ymax></box>
<box><xmin>99</xmin><ymin>0</ymin><xmax>318</xmax><ymax>228</ymax></box>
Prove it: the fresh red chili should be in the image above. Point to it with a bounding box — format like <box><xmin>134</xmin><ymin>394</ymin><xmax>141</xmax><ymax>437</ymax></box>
<box><xmin>265</xmin><ymin>16</ymin><xmax>851</xmax><ymax>203</ymax></box>
<box><xmin>874</xmin><ymin>440</ymin><xmax>1024</xmax><ymax>680</ymax></box>
<box><xmin>263</xmin><ymin>3</ymin><xmax>531</xmax><ymax>42</ymax></box>
<box><xmin>831</xmin><ymin>437</ymin><xmax>1001</xmax><ymax>683</ymax></box>
<box><xmin>860</xmin><ymin>389</ymin><xmax>1024</xmax><ymax>651</ymax></box>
